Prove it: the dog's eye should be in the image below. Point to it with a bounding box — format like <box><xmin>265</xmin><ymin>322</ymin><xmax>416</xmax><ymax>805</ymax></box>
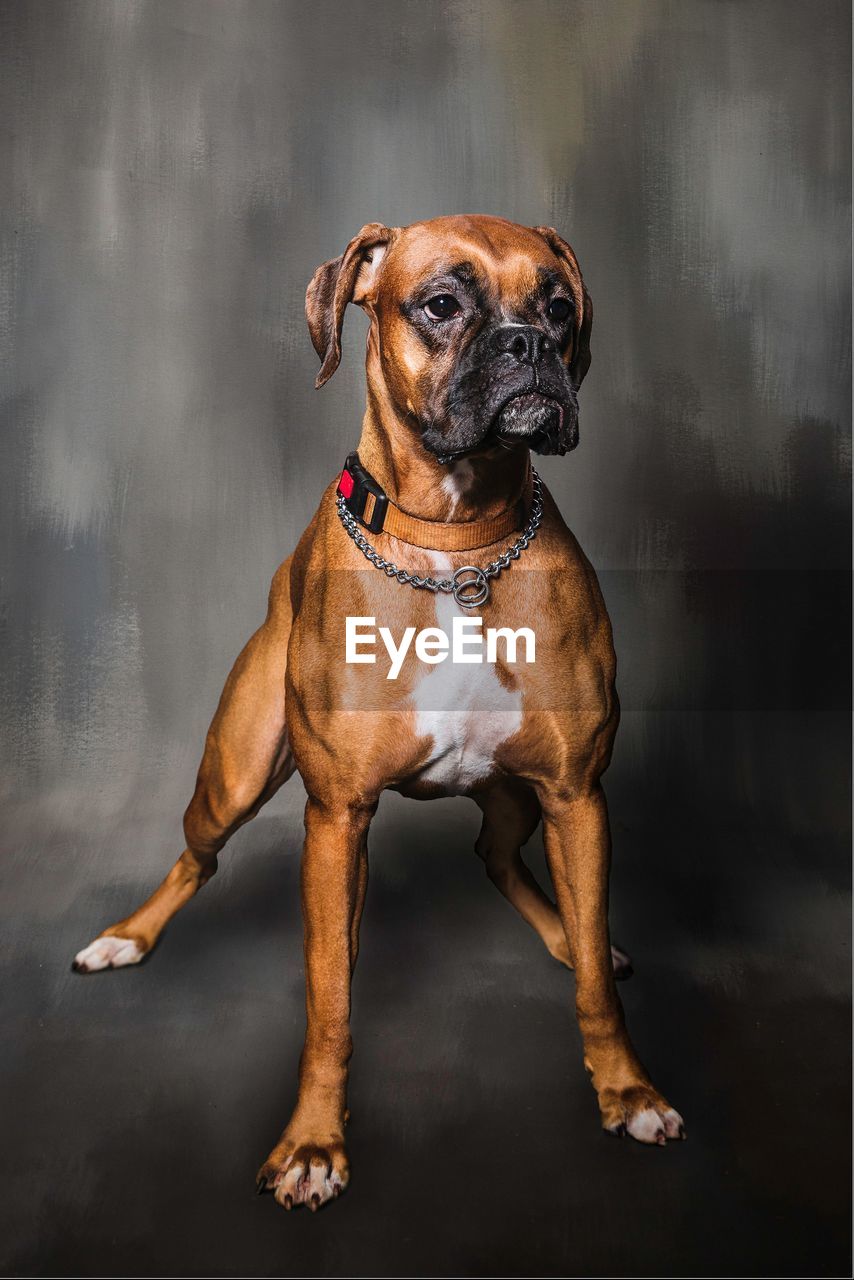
<box><xmin>547</xmin><ymin>297</ymin><xmax>572</xmax><ymax>323</ymax></box>
<box><xmin>423</xmin><ymin>295</ymin><xmax>461</xmax><ymax>321</ymax></box>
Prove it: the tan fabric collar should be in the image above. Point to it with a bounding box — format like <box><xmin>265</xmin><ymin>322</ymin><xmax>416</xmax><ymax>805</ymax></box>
<box><xmin>337</xmin><ymin>453</ymin><xmax>533</xmax><ymax>552</ymax></box>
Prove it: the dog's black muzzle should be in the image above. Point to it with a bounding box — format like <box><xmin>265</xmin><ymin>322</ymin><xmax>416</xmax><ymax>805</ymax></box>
<box><xmin>424</xmin><ymin>323</ymin><xmax>579</xmax><ymax>461</ymax></box>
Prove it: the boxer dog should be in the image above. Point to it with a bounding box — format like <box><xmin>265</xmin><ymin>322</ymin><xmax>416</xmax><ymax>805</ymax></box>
<box><xmin>73</xmin><ymin>214</ymin><xmax>685</xmax><ymax>1210</ymax></box>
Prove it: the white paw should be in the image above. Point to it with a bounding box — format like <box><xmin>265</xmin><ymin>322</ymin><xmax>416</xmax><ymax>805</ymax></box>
<box><xmin>602</xmin><ymin>1085</ymin><xmax>686</xmax><ymax>1145</ymax></box>
<box><xmin>257</xmin><ymin>1141</ymin><xmax>350</xmax><ymax>1212</ymax></box>
<box><xmin>72</xmin><ymin>935</ymin><xmax>144</xmax><ymax>973</ymax></box>
<box><xmin>272</xmin><ymin>1159</ymin><xmax>346</xmax><ymax>1211</ymax></box>
<box><xmin>625</xmin><ymin>1105</ymin><xmax>685</xmax><ymax>1145</ymax></box>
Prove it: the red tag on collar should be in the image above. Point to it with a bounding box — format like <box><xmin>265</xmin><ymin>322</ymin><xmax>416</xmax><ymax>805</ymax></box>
<box><xmin>336</xmin><ymin>454</ymin><xmax>389</xmax><ymax>533</ymax></box>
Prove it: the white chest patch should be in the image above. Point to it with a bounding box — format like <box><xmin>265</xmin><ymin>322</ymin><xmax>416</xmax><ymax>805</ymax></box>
<box><xmin>410</xmin><ymin>555</ymin><xmax>523</xmax><ymax>793</ymax></box>
<box><xmin>439</xmin><ymin>459</ymin><xmax>475</xmax><ymax>517</ymax></box>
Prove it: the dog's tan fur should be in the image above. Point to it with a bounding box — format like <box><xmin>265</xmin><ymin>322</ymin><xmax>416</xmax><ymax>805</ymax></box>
<box><xmin>74</xmin><ymin>215</ymin><xmax>684</xmax><ymax>1211</ymax></box>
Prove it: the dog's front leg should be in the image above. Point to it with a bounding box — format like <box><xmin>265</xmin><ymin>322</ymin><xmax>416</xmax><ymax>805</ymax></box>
<box><xmin>541</xmin><ymin>785</ymin><xmax>685</xmax><ymax>1145</ymax></box>
<box><xmin>257</xmin><ymin>795</ymin><xmax>373</xmax><ymax>1210</ymax></box>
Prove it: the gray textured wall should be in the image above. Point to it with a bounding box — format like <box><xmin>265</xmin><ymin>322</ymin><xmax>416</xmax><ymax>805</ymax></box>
<box><xmin>1</xmin><ymin>0</ymin><xmax>849</xmax><ymax>832</ymax></box>
<box><xmin>1</xmin><ymin>2</ymin><xmax>850</xmax><ymax>1276</ymax></box>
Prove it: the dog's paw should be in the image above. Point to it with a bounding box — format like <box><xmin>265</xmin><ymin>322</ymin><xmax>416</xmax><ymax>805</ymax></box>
<box><xmin>256</xmin><ymin>1141</ymin><xmax>349</xmax><ymax>1211</ymax></box>
<box><xmin>600</xmin><ymin>1084</ymin><xmax>685</xmax><ymax>1145</ymax></box>
<box><xmin>72</xmin><ymin>933</ymin><xmax>144</xmax><ymax>973</ymax></box>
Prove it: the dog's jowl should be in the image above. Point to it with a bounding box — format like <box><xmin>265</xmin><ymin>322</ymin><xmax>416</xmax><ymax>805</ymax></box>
<box><xmin>73</xmin><ymin>214</ymin><xmax>684</xmax><ymax>1212</ymax></box>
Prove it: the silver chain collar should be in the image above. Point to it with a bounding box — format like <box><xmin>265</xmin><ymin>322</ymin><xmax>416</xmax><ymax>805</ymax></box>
<box><xmin>335</xmin><ymin>469</ymin><xmax>544</xmax><ymax>608</ymax></box>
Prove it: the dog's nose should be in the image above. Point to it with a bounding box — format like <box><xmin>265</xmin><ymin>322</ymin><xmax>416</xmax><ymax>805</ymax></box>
<box><xmin>494</xmin><ymin>325</ymin><xmax>554</xmax><ymax>364</ymax></box>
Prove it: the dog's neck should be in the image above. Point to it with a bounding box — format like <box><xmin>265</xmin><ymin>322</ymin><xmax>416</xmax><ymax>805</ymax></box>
<box><xmin>356</xmin><ymin>385</ymin><xmax>531</xmax><ymax>525</ymax></box>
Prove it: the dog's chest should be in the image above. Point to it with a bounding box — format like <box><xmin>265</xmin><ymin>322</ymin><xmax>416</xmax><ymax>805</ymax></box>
<box><xmin>406</xmin><ymin>568</ymin><xmax>522</xmax><ymax>795</ymax></box>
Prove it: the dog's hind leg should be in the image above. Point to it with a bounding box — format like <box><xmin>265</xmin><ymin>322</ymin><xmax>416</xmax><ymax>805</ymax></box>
<box><xmin>474</xmin><ymin>781</ymin><xmax>631</xmax><ymax>978</ymax></box>
<box><xmin>72</xmin><ymin>558</ymin><xmax>296</xmax><ymax>973</ymax></box>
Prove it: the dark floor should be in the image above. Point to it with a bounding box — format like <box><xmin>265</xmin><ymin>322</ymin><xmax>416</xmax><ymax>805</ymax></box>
<box><xmin>1</xmin><ymin>776</ymin><xmax>850</xmax><ymax>1278</ymax></box>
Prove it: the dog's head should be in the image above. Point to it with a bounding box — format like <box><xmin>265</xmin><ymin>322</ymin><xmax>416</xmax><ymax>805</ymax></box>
<box><xmin>306</xmin><ymin>214</ymin><xmax>592</xmax><ymax>460</ymax></box>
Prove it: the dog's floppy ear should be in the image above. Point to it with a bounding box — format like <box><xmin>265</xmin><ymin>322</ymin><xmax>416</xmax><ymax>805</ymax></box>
<box><xmin>533</xmin><ymin>226</ymin><xmax>593</xmax><ymax>387</ymax></box>
<box><xmin>306</xmin><ymin>222</ymin><xmax>398</xmax><ymax>388</ymax></box>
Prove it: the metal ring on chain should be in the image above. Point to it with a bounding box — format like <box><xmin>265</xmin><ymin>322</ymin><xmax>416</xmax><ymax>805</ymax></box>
<box><xmin>336</xmin><ymin>468</ymin><xmax>544</xmax><ymax>607</ymax></box>
<box><xmin>452</xmin><ymin>566</ymin><xmax>490</xmax><ymax>608</ymax></box>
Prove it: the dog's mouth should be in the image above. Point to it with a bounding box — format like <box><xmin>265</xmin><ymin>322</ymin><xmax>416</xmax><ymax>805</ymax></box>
<box><xmin>428</xmin><ymin>389</ymin><xmax>577</xmax><ymax>464</ymax></box>
<box><xmin>492</xmin><ymin>391</ymin><xmax>565</xmax><ymax>447</ymax></box>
